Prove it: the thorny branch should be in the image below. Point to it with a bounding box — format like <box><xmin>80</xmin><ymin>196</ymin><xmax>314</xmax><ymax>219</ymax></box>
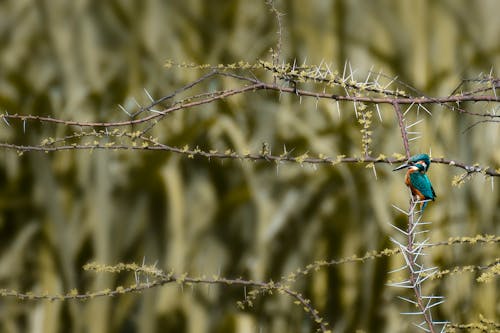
<box><xmin>1</xmin><ymin>264</ymin><xmax>330</xmax><ymax>333</ymax></box>
<box><xmin>0</xmin><ymin>64</ymin><xmax>498</xmax><ymax>181</ymax></box>
<box><xmin>405</xmin><ymin>203</ymin><xmax>437</xmax><ymax>333</ymax></box>
<box><xmin>265</xmin><ymin>0</ymin><xmax>285</xmax><ymax>70</ymax></box>
<box><xmin>393</xmin><ymin>101</ymin><xmax>411</xmax><ymax>159</ymax></box>
<box><xmin>1</xmin><ymin>67</ymin><xmax>499</xmax><ymax>128</ymax></box>
<box><xmin>1</xmin><ymin>140</ymin><xmax>498</xmax><ymax>177</ymax></box>
<box><xmin>1</xmin><ymin>234</ymin><xmax>497</xmax><ymax>332</ymax></box>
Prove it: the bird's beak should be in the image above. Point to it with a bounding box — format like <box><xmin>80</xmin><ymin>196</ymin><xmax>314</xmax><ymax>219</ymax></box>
<box><xmin>392</xmin><ymin>163</ymin><xmax>409</xmax><ymax>171</ymax></box>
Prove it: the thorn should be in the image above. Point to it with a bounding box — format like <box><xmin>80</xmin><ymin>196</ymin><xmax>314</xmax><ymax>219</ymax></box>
<box><xmin>406</xmin><ymin>119</ymin><xmax>423</xmax><ymax>129</ymax></box>
<box><xmin>336</xmin><ymin>100</ymin><xmax>341</xmax><ymax>119</ymax></box>
<box><xmin>388</xmin><ymin>265</ymin><xmax>408</xmax><ymax>274</ymax></box>
<box><xmin>342</xmin><ymin>60</ymin><xmax>348</xmax><ymax>80</ymax></box>
<box><xmin>347</xmin><ymin>61</ymin><xmax>356</xmax><ymax>81</ymax></box>
<box><xmin>418</xmin><ymin>104</ymin><xmax>432</xmax><ymax>116</ymax></box>
<box><xmin>148</xmin><ymin>109</ymin><xmax>164</xmax><ymax>115</ymax></box>
<box><xmin>415</xmin><ymin>271</ymin><xmax>435</xmax><ymax>285</ymax></box>
<box><xmin>412</xmin><ymin>322</ymin><xmax>431</xmax><ymax>332</ymax></box>
<box><xmin>413</xmin><ymin>266</ymin><xmax>438</xmax><ymax>275</ymax></box>
<box><xmin>397</xmin><ymin>296</ymin><xmax>418</xmax><ymax>305</ymax></box>
<box><xmin>403</xmin><ymin>102</ymin><xmax>416</xmax><ymax>116</ymax></box>
<box><xmin>388</xmin><ymin>223</ymin><xmax>409</xmax><ymax>235</ymax></box>
<box><xmin>374</xmin><ymin>70</ymin><xmax>382</xmax><ymax>87</ymax></box>
<box><xmin>2</xmin><ymin>114</ymin><xmax>11</xmax><ymax>127</ymax></box>
<box><xmin>389</xmin><ymin>237</ymin><xmax>409</xmax><ymax>251</ymax></box>
<box><xmin>318</xmin><ymin>58</ymin><xmax>325</xmax><ymax>70</ymax></box>
<box><xmin>118</xmin><ymin>104</ymin><xmax>131</xmax><ymax>116</ymax></box>
<box><xmin>314</xmin><ymin>64</ymin><xmax>322</xmax><ymax>77</ymax></box>
<box><xmin>365</xmin><ymin>65</ymin><xmax>374</xmax><ymax>85</ymax></box>
<box><xmin>426</xmin><ymin>300</ymin><xmax>447</xmax><ymax>310</ymax></box>
<box><xmin>383</xmin><ymin>75</ymin><xmax>398</xmax><ymax>90</ymax></box>
<box><xmin>320</xmin><ymin>69</ymin><xmax>327</xmax><ymax>79</ymax></box>
<box><xmin>376</xmin><ymin>104</ymin><xmax>383</xmax><ymax>122</ymax></box>
<box><xmin>144</xmin><ymin>88</ymin><xmax>155</xmax><ymax>102</ymax></box>
<box><xmin>413</xmin><ymin>230</ymin><xmax>431</xmax><ymax>236</ymax></box>
<box><xmin>343</xmin><ymin>86</ymin><xmax>350</xmax><ymax>97</ymax></box>
<box><xmin>23</xmin><ymin>119</ymin><xmax>27</xmax><ymax>133</ymax></box>
<box><xmin>399</xmin><ymin>311</ymin><xmax>425</xmax><ymax>316</ymax></box>
<box><xmin>387</xmin><ymin>280</ymin><xmax>414</xmax><ymax>289</ymax></box>
<box><xmin>391</xmin><ymin>204</ymin><xmax>410</xmax><ymax>216</ymax></box>
<box><xmin>325</xmin><ymin>63</ymin><xmax>333</xmax><ymax>77</ymax></box>
<box><xmin>421</xmin><ymin>295</ymin><xmax>446</xmax><ymax>300</ymax></box>
<box><xmin>396</xmin><ymin>247</ymin><xmax>414</xmax><ymax>269</ymax></box>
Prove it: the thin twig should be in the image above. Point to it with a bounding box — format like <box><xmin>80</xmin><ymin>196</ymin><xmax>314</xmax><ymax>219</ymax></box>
<box><xmin>393</xmin><ymin>101</ymin><xmax>411</xmax><ymax>158</ymax></box>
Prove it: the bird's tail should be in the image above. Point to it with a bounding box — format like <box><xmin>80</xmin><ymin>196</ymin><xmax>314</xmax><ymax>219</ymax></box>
<box><xmin>420</xmin><ymin>200</ymin><xmax>430</xmax><ymax>213</ymax></box>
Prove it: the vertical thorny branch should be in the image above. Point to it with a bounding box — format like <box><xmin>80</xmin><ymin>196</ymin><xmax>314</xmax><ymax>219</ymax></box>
<box><xmin>391</xmin><ymin>98</ymin><xmax>447</xmax><ymax>331</ymax></box>
<box><xmin>394</xmin><ymin>101</ymin><xmax>411</xmax><ymax>159</ymax></box>
<box><xmin>389</xmin><ymin>201</ymin><xmax>447</xmax><ymax>332</ymax></box>
<box><xmin>405</xmin><ymin>203</ymin><xmax>441</xmax><ymax>333</ymax></box>
<box><xmin>266</xmin><ymin>0</ymin><xmax>284</xmax><ymax>68</ymax></box>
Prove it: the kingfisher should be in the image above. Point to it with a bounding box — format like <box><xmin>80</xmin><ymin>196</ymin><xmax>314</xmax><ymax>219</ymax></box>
<box><xmin>393</xmin><ymin>154</ymin><xmax>436</xmax><ymax>211</ymax></box>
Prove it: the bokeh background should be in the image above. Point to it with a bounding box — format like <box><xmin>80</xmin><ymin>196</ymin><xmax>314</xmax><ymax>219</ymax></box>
<box><xmin>0</xmin><ymin>0</ymin><xmax>499</xmax><ymax>332</ymax></box>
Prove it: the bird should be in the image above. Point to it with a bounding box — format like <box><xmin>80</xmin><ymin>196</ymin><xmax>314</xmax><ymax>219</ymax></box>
<box><xmin>393</xmin><ymin>154</ymin><xmax>436</xmax><ymax>211</ymax></box>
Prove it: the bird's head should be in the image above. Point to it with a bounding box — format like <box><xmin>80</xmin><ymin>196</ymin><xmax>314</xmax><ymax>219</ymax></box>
<box><xmin>393</xmin><ymin>153</ymin><xmax>431</xmax><ymax>172</ymax></box>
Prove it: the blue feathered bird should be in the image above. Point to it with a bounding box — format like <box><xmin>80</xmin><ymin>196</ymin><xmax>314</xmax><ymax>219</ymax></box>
<box><xmin>393</xmin><ymin>154</ymin><xmax>436</xmax><ymax>211</ymax></box>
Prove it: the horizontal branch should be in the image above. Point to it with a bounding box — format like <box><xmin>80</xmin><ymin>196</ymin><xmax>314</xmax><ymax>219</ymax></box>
<box><xmin>1</xmin><ymin>263</ymin><xmax>329</xmax><ymax>332</ymax></box>
<box><xmin>1</xmin><ymin>234</ymin><xmax>496</xmax><ymax>332</ymax></box>
<box><xmin>1</xmin><ymin>141</ymin><xmax>498</xmax><ymax>177</ymax></box>
<box><xmin>0</xmin><ymin>82</ymin><xmax>264</xmax><ymax>128</ymax></box>
<box><xmin>282</xmin><ymin>234</ymin><xmax>499</xmax><ymax>283</ymax></box>
<box><xmin>0</xmin><ymin>71</ymin><xmax>498</xmax><ymax>130</ymax></box>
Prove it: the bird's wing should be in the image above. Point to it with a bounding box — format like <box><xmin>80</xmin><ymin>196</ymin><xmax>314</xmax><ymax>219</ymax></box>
<box><xmin>409</xmin><ymin>172</ymin><xmax>435</xmax><ymax>200</ymax></box>
<box><xmin>424</xmin><ymin>174</ymin><xmax>436</xmax><ymax>199</ymax></box>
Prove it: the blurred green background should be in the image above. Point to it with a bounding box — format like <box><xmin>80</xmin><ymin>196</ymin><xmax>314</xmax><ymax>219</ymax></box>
<box><xmin>0</xmin><ymin>0</ymin><xmax>498</xmax><ymax>332</ymax></box>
